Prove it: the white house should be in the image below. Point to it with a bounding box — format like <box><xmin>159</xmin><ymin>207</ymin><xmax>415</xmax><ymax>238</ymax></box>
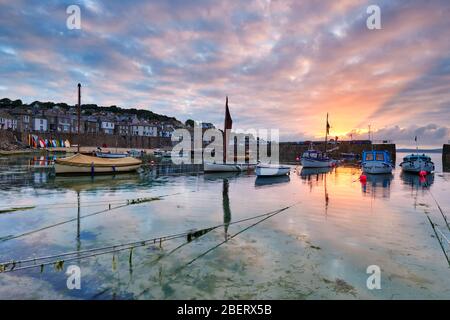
<box><xmin>0</xmin><ymin>112</ymin><xmax>17</xmax><ymax>130</ymax></box>
<box><xmin>100</xmin><ymin>118</ymin><xmax>115</xmax><ymax>134</ymax></box>
<box><xmin>131</xmin><ymin>121</ymin><xmax>158</xmax><ymax>137</ymax></box>
<box><xmin>32</xmin><ymin>117</ymin><xmax>48</xmax><ymax>132</ymax></box>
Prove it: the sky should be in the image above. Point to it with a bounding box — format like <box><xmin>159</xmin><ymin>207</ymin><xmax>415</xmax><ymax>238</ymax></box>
<box><xmin>0</xmin><ymin>0</ymin><xmax>449</xmax><ymax>147</ymax></box>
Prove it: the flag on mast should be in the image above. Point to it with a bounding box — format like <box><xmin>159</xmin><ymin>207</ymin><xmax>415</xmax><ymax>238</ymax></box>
<box><xmin>223</xmin><ymin>96</ymin><xmax>233</xmax><ymax>163</ymax></box>
<box><xmin>224</xmin><ymin>96</ymin><xmax>233</xmax><ymax>130</ymax></box>
<box><xmin>326</xmin><ymin>113</ymin><xmax>330</xmax><ymax>135</ymax></box>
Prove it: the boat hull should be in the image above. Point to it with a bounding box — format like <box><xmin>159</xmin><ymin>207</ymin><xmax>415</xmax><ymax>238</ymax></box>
<box><xmin>301</xmin><ymin>158</ymin><xmax>333</xmax><ymax>168</ymax></box>
<box><xmin>55</xmin><ymin>154</ymin><xmax>142</xmax><ymax>175</ymax></box>
<box><xmin>204</xmin><ymin>163</ymin><xmax>255</xmax><ymax>172</ymax></box>
<box><xmin>55</xmin><ymin>163</ymin><xmax>141</xmax><ymax>174</ymax></box>
<box><xmin>400</xmin><ymin>160</ymin><xmax>434</xmax><ymax>173</ymax></box>
<box><xmin>256</xmin><ymin>165</ymin><xmax>290</xmax><ymax>177</ymax></box>
<box><xmin>362</xmin><ymin>161</ymin><xmax>393</xmax><ymax>174</ymax></box>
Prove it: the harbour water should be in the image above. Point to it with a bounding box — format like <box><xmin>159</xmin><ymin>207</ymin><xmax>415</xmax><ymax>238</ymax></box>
<box><xmin>0</xmin><ymin>152</ymin><xmax>449</xmax><ymax>299</ymax></box>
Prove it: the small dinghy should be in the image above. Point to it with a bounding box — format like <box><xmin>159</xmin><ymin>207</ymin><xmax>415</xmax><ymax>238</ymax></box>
<box><xmin>255</xmin><ymin>164</ymin><xmax>291</xmax><ymax>177</ymax></box>
<box><xmin>400</xmin><ymin>154</ymin><xmax>434</xmax><ymax>174</ymax></box>
<box><xmin>361</xmin><ymin>150</ymin><xmax>393</xmax><ymax>174</ymax></box>
<box><xmin>95</xmin><ymin>151</ymin><xmax>128</xmax><ymax>158</ymax></box>
<box><xmin>55</xmin><ymin>153</ymin><xmax>142</xmax><ymax>175</ymax></box>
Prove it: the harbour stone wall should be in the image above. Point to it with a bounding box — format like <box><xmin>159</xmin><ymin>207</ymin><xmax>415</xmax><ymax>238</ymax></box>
<box><xmin>18</xmin><ymin>131</ymin><xmax>172</xmax><ymax>149</ymax></box>
<box><xmin>443</xmin><ymin>144</ymin><xmax>450</xmax><ymax>172</ymax></box>
<box><xmin>278</xmin><ymin>142</ymin><xmax>396</xmax><ymax>164</ymax></box>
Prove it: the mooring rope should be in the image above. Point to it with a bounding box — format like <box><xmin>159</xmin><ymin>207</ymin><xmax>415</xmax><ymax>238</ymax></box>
<box><xmin>0</xmin><ymin>202</ymin><xmax>300</xmax><ymax>273</ymax></box>
<box><xmin>426</xmin><ymin>187</ymin><xmax>450</xmax><ymax>232</ymax></box>
<box><xmin>0</xmin><ymin>190</ymin><xmax>196</xmax><ymax>243</ymax></box>
<box><xmin>183</xmin><ymin>203</ymin><xmax>297</xmax><ymax>268</ymax></box>
<box><xmin>136</xmin><ymin>201</ymin><xmax>300</xmax><ymax>298</ymax></box>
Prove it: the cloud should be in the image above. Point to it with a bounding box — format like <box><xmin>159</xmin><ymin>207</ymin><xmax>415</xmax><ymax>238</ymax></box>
<box><xmin>0</xmin><ymin>0</ymin><xmax>449</xmax><ymax>145</ymax></box>
<box><xmin>347</xmin><ymin>124</ymin><xmax>450</xmax><ymax>148</ymax></box>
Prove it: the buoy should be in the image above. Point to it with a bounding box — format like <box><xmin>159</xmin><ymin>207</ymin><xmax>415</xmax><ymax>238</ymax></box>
<box><xmin>419</xmin><ymin>170</ymin><xmax>427</xmax><ymax>177</ymax></box>
<box><xmin>359</xmin><ymin>174</ymin><xmax>367</xmax><ymax>183</ymax></box>
<box><xmin>295</xmin><ymin>157</ymin><xmax>300</xmax><ymax>162</ymax></box>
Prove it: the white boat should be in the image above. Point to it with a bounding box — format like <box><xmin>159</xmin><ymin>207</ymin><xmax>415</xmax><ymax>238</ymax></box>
<box><xmin>55</xmin><ymin>154</ymin><xmax>142</xmax><ymax>175</ymax></box>
<box><xmin>361</xmin><ymin>150</ymin><xmax>393</xmax><ymax>174</ymax></box>
<box><xmin>95</xmin><ymin>151</ymin><xmax>128</xmax><ymax>158</ymax></box>
<box><xmin>301</xmin><ymin>150</ymin><xmax>334</xmax><ymax>168</ymax></box>
<box><xmin>255</xmin><ymin>164</ymin><xmax>290</xmax><ymax>177</ymax></box>
<box><xmin>400</xmin><ymin>154</ymin><xmax>435</xmax><ymax>173</ymax></box>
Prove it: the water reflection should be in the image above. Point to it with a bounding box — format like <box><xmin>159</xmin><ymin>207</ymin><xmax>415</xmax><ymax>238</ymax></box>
<box><xmin>222</xmin><ymin>179</ymin><xmax>231</xmax><ymax>240</ymax></box>
<box><xmin>254</xmin><ymin>175</ymin><xmax>290</xmax><ymax>187</ymax></box>
<box><xmin>400</xmin><ymin>172</ymin><xmax>434</xmax><ymax>189</ymax></box>
<box><xmin>52</xmin><ymin>174</ymin><xmax>141</xmax><ymax>192</ymax></box>
<box><xmin>203</xmin><ymin>172</ymin><xmax>242</xmax><ymax>181</ymax></box>
<box><xmin>299</xmin><ymin>167</ymin><xmax>333</xmax><ymax>178</ymax></box>
<box><xmin>361</xmin><ymin>174</ymin><xmax>393</xmax><ymax>198</ymax></box>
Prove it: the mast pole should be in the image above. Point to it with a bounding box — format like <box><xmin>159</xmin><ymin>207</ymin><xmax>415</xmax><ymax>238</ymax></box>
<box><xmin>77</xmin><ymin>83</ymin><xmax>81</xmax><ymax>154</ymax></box>
<box><xmin>324</xmin><ymin>113</ymin><xmax>328</xmax><ymax>153</ymax></box>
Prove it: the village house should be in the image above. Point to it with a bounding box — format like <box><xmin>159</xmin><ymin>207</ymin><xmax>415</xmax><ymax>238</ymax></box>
<box><xmin>131</xmin><ymin>121</ymin><xmax>158</xmax><ymax>137</ymax></box>
<box><xmin>115</xmin><ymin>121</ymin><xmax>131</xmax><ymax>136</ymax></box>
<box><xmin>0</xmin><ymin>111</ymin><xmax>17</xmax><ymax>130</ymax></box>
<box><xmin>99</xmin><ymin>117</ymin><xmax>115</xmax><ymax>134</ymax></box>
<box><xmin>10</xmin><ymin>108</ymin><xmax>31</xmax><ymax>132</ymax></box>
<box><xmin>83</xmin><ymin>115</ymin><xmax>99</xmax><ymax>134</ymax></box>
<box><xmin>57</xmin><ymin>113</ymin><xmax>71</xmax><ymax>133</ymax></box>
<box><xmin>32</xmin><ymin>115</ymin><xmax>48</xmax><ymax>132</ymax></box>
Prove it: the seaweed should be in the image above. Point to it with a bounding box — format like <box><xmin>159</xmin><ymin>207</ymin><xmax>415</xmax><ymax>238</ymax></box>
<box><xmin>54</xmin><ymin>260</ymin><xmax>64</xmax><ymax>271</ymax></box>
<box><xmin>187</xmin><ymin>227</ymin><xmax>215</xmax><ymax>242</ymax></box>
<box><xmin>112</xmin><ymin>254</ymin><xmax>117</xmax><ymax>271</ymax></box>
<box><xmin>128</xmin><ymin>197</ymin><xmax>160</xmax><ymax>205</ymax></box>
<box><xmin>0</xmin><ymin>206</ymin><xmax>36</xmax><ymax>215</ymax></box>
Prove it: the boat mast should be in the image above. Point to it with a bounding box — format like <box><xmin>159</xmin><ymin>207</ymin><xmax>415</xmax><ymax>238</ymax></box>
<box><xmin>324</xmin><ymin>113</ymin><xmax>329</xmax><ymax>153</ymax></box>
<box><xmin>77</xmin><ymin>83</ymin><xmax>81</xmax><ymax>154</ymax></box>
<box><xmin>415</xmin><ymin>136</ymin><xmax>418</xmax><ymax>154</ymax></box>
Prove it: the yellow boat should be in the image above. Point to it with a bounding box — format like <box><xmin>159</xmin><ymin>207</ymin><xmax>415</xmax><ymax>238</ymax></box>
<box><xmin>55</xmin><ymin>153</ymin><xmax>142</xmax><ymax>175</ymax></box>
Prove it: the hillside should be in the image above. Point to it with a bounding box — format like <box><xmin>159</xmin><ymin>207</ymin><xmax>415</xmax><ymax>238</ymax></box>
<box><xmin>0</xmin><ymin>98</ymin><xmax>183</xmax><ymax>126</ymax></box>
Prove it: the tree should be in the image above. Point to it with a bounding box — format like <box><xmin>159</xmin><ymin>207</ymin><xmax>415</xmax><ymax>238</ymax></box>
<box><xmin>185</xmin><ymin>119</ymin><xmax>195</xmax><ymax>127</ymax></box>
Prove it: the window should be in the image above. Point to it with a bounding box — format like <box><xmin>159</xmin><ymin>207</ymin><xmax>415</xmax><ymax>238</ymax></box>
<box><xmin>375</xmin><ymin>153</ymin><xmax>384</xmax><ymax>161</ymax></box>
<box><xmin>365</xmin><ymin>153</ymin><xmax>374</xmax><ymax>161</ymax></box>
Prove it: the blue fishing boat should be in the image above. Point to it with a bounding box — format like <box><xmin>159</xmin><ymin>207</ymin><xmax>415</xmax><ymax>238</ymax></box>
<box><xmin>361</xmin><ymin>150</ymin><xmax>393</xmax><ymax>174</ymax></box>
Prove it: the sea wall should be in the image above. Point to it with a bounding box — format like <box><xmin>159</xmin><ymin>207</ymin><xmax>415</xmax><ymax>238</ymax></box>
<box><xmin>443</xmin><ymin>144</ymin><xmax>450</xmax><ymax>172</ymax></box>
<box><xmin>279</xmin><ymin>142</ymin><xmax>396</xmax><ymax>163</ymax></box>
<box><xmin>17</xmin><ymin>131</ymin><xmax>172</xmax><ymax>149</ymax></box>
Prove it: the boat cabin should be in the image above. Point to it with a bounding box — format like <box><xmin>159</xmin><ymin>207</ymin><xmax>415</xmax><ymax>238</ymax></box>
<box><xmin>302</xmin><ymin>150</ymin><xmax>328</xmax><ymax>159</ymax></box>
<box><xmin>362</xmin><ymin>150</ymin><xmax>391</xmax><ymax>163</ymax></box>
<box><xmin>402</xmin><ymin>154</ymin><xmax>431</xmax><ymax>162</ymax></box>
